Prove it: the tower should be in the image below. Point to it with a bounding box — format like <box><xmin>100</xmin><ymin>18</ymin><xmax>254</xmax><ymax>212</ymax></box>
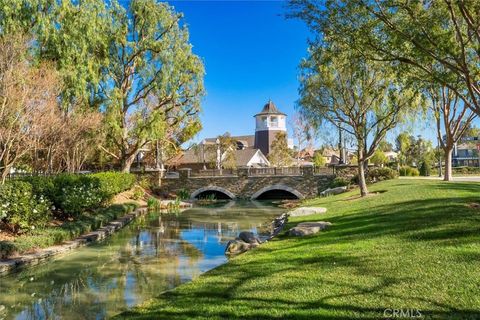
<box><xmin>254</xmin><ymin>100</ymin><xmax>287</xmax><ymax>156</ymax></box>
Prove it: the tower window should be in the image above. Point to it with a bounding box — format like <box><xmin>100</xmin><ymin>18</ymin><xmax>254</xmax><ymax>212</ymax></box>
<box><xmin>270</xmin><ymin>116</ymin><xmax>278</xmax><ymax>127</ymax></box>
<box><xmin>262</xmin><ymin>116</ymin><xmax>267</xmax><ymax>126</ymax></box>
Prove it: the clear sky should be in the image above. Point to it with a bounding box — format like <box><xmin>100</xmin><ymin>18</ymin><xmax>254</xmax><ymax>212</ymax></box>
<box><xmin>165</xmin><ymin>0</ymin><xmax>311</xmax><ymax>144</ymax></box>
<box><xmin>119</xmin><ymin>0</ymin><xmax>456</xmax><ymax>147</ymax></box>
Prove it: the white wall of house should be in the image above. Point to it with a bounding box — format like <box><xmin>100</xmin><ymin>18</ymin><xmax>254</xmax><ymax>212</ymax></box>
<box><xmin>247</xmin><ymin>150</ymin><xmax>270</xmax><ymax>167</ymax></box>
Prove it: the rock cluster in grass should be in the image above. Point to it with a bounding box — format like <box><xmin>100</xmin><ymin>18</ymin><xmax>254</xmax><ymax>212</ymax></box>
<box><xmin>225</xmin><ymin>213</ymin><xmax>288</xmax><ymax>255</ymax></box>
<box><xmin>288</xmin><ymin>221</ymin><xmax>332</xmax><ymax>237</ymax></box>
<box><xmin>289</xmin><ymin>207</ymin><xmax>327</xmax><ymax>217</ymax></box>
<box><xmin>320</xmin><ymin>186</ymin><xmax>347</xmax><ymax>197</ymax></box>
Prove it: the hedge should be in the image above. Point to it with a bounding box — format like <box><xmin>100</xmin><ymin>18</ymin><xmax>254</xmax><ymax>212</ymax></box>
<box><xmin>1</xmin><ymin>172</ymin><xmax>136</xmax><ymax>232</ymax></box>
<box><xmin>399</xmin><ymin>166</ymin><xmax>420</xmax><ymax>177</ymax></box>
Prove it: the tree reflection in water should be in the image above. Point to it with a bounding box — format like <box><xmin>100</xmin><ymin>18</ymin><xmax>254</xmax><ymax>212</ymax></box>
<box><xmin>0</xmin><ymin>201</ymin><xmax>282</xmax><ymax>320</ymax></box>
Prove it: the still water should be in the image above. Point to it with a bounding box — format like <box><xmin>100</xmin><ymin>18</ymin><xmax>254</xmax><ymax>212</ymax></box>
<box><xmin>0</xmin><ymin>201</ymin><xmax>283</xmax><ymax>320</ymax></box>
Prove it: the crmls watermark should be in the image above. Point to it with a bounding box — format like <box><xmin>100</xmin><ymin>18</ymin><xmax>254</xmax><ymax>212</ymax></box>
<box><xmin>383</xmin><ymin>308</ymin><xmax>423</xmax><ymax>318</ymax></box>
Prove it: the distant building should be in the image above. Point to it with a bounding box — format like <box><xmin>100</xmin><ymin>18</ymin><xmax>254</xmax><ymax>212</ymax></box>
<box><xmin>170</xmin><ymin>100</ymin><xmax>292</xmax><ymax>169</ymax></box>
<box><xmin>453</xmin><ymin>140</ymin><xmax>480</xmax><ymax>167</ymax></box>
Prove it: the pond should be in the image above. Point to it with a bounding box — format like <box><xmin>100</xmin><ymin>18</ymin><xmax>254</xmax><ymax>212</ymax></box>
<box><xmin>0</xmin><ymin>201</ymin><xmax>283</xmax><ymax>320</ymax></box>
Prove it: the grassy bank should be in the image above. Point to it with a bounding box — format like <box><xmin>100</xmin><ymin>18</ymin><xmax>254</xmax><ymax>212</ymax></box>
<box><xmin>0</xmin><ymin>203</ymin><xmax>138</xmax><ymax>258</ymax></box>
<box><xmin>117</xmin><ymin>179</ymin><xmax>480</xmax><ymax>319</ymax></box>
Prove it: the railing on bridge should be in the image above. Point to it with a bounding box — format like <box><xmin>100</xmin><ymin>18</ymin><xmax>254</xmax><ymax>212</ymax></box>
<box><xmin>170</xmin><ymin>165</ymin><xmax>337</xmax><ymax>179</ymax></box>
<box><xmin>248</xmin><ymin>167</ymin><xmax>303</xmax><ymax>176</ymax></box>
<box><xmin>190</xmin><ymin>169</ymin><xmax>237</xmax><ymax>177</ymax></box>
<box><xmin>313</xmin><ymin>166</ymin><xmax>335</xmax><ymax>175</ymax></box>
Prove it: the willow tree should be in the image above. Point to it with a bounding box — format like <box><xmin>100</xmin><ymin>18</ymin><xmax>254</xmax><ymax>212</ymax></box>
<box><xmin>299</xmin><ymin>48</ymin><xmax>419</xmax><ymax>196</ymax></box>
<box><xmin>101</xmin><ymin>0</ymin><xmax>204</xmax><ymax>172</ymax></box>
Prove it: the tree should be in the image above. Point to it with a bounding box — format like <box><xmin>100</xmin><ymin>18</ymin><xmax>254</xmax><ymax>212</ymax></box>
<box><xmin>313</xmin><ymin>151</ymin><xmax>326</xmax><ymax>167</ymax></box>
<box><xmin>395</xmin><ymin>132</ymin><xmax>411</xmax><ymax>167</ymax></box>
<box><xmin>290</xmin><ymin>112</ymin><xmax>315</xmax><ymax>165</ymax></box>
<box><xmin>100</xmin><ymin>0</ymin><xmax>204</xmax><ymax>172</ymax></box>
<box><xmin>268</xmin><ymin>132</ymin><xmax>293</xmax><ymax>167</ymax></box>
<box><xmin>378</xmin><ymin>140</ymin><xmax>393</xmax><ymax>152</ymax></box>
<box><xmin>0</xmin><ymin>0</ymin><xmax>112</xmax><ymax>111</ymax></box>
<box><xmin>206</xmin><ymin>133</ymin><xmax>237</xmax><ymax>173</ymax></box>
<box><xmin>371</xmin><ymin>150</ymin><xmax>388</xmax><ymax>167</ymax></box>
<box><xmin>298</xmin><ymin>46</ymin><xmax>419</xmax><ymax>196</ymax></box>
<box><xmin>0</xmin><ymin>36</ymin><xmax>60</xmax><ymax>183</ymax></box>
<box><xmin>289</xmin><ymin>1</ymin><xmax>480</xmax><ymax>117</ymax></box>
<box><xmin>428</xmin><ymin>86</ymin><xmax>476</xmax><ymax>181</ymax></box>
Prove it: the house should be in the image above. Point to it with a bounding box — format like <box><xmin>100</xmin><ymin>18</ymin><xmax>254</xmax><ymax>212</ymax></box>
<box><xmin>384</xmin><ymin>151</ymin><xmax>398</xmax><ymax>162</ymax></box>
<box><xmin>453</xmin><ymin>141</ymin><xmax>480</xmax><ymax>167</ymax></box>
<box><xmin>169</xmin><ymin>101</ymin><xmax>291</xmax><ymax>170</ymax></box>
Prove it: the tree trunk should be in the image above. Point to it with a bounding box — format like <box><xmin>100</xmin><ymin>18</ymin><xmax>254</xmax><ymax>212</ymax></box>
<box><xmin>444</xmin><ymin>147</ymin><xmax>453</xmax><ymax>181</ymax></box>
<box><xmin>121</xmin><ymin>153</ymin><xmax>137</xmax><ymax>173</ymax></box>
<box><xmin>358</xmin><ymin>159</ymin><xmax>368</xmax><ymax>197</ymax></box>
<box><xmin>0</xmin><ymin>165</ymin><xmax>11</xmax><ymax>185</ymax></box>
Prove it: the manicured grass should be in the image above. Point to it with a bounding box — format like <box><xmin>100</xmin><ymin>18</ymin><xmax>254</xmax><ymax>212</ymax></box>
<box><xmin>116</xmin><ymin>180</ymin><xmax>480</xmax><ymax>319</ymax></box>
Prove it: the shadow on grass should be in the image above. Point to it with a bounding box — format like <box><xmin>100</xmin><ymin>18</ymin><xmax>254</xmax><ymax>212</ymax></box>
<box><xmin>116</xmin><ymin>181</ymin><xmax>480</xmax><ymax>319</ymax></box>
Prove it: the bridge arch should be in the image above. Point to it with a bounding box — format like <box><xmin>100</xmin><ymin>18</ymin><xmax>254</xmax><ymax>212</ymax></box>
<box><xmin>191</xmin><ymin>186</ymin><xmax>236</xmax><ymax>200</ymax></box>
<box><xmin>251</xmin><ymin>184</ymin><xmax>304</xmax><ymax>200</ymax></box>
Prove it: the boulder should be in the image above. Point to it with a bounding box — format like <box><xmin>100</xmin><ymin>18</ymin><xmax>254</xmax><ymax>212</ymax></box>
<box><xmin>288</xmin><ymin>221</ymin><xmax>332</xmax><ymax>237</ymax></box>
<box><xmin>238</xmin><ymin>231</ymin><xmax>261</xmax><ymax>245</ymax></box>
<box><xmin>225</xmin><ymin>240</ymin><xmax>252</xmax><ymax>255</ymax></box>
<box><xmin>320</xmin><ymin>186</ymin><xmax>347</xmax><ymax>197</ymax></box>
<box><xmin>289</xmin><ymin>207</ymin><xmax>327</xmax><ymax>217</ymax></box>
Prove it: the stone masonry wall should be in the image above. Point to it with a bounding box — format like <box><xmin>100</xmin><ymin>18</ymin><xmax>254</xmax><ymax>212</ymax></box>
<box><xmin>157</xmin><ymin>167</ymin><xmax>334</xmax><ymax>199</ymax></box>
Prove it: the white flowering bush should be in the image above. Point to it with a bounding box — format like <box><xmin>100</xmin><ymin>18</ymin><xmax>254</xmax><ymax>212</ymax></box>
<box><xmin>0</xmin><ymin>181</ymin><xmax>51</xmax><ymax>232</ymax></box>
<box><xmin>51</xmin><ymin>172</ymin><xmax>135</xmax><ymax>216</ymax></box>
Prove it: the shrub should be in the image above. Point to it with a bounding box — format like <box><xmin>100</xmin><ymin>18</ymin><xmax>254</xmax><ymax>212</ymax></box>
<box><xmin>177</xmin><ymin>188</ymin><xmax>190</xmax><ymax>200</ymax></box>
<box><xmin>368</xmin><ymin>167</ymin><xmax>398</xmax><ymax>182</ymax></box>
<box><xmin>131</xmin><ymin>186</ymin><xmax>144</xmax><ymax>200</ymax></box>
<box><xmin>330</xmin><ymin>177</ymin><xmax>350</xmax><ymax>188</ymax></box>
<box><xmin>89</xmin><ymin>172</ymin><xmax>136</xmax><ymax>201</ymax></box>
<box><xmin>399</xmin><ymin>166</ymin><xmax>420</xmax><ymax>177</ymax></box>
<box><xmin>50</xmin><ymin>172</ymin><xmax>136</xmax><ymax>216</ymax></box>
<box><xmin>0</xmin><ymin>181</ymin><xmax>51</xmax><ymax>232</ymax></box>
<box><xmin>419</xmin><ymin>161</ymin><xmax>431</xmax><ymax>176</ymax></box>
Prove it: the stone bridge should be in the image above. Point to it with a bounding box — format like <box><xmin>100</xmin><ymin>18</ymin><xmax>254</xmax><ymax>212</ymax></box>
<box><xmin>158</xmin><ymin>166</ymin><xmax>336</xmax><ymax>200</ymax></box>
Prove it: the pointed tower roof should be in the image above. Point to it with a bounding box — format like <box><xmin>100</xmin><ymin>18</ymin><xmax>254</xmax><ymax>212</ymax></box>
<box><xmin>254</xmin><ymin>100</ymin><xmax>286</xmax><ymax>117</ymax></box>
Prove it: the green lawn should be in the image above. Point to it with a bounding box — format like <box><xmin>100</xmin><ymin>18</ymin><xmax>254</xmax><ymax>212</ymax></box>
<box><xmin>116</xmin><ymin>180</ymin><xmax>480</xmax><ymax>319</ymax></box>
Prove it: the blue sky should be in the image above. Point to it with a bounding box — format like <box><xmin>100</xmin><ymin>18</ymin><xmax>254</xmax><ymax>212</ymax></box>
<box><xmin>165</xmin><ymin>0</ymin><xmax>310</xmax><ymax>144</ymax></box>
<box><xmin>118</xmin><ymin>0</ymin><xmax>452</xmax><ymax>147</ymax></box>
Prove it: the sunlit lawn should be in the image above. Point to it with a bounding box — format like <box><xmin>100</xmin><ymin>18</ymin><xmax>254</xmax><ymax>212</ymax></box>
<box><xmin>117</xmin><ymin>179</ymin><xmax>480</xmax><ymax>319</ymax></box>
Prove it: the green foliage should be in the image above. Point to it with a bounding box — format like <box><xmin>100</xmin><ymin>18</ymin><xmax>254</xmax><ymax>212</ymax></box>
<box><xmin>399</xmin><ymin>166</ymin><xmax>420</xmax><ymax>177</ymax></box>
<box><xmin>50</xmin><ymin>172</ymin><xmax>135</xmax><ymax>215</ymax></box>
<box><xmin>147</xmin><ymin>197</ymin><xmax>161</xmax><ymax>211</ymax></box>
<box><xmin>367</xmin><ymin>167</ymin><xmax>398</xmax><ymax>182</ymax></box>
<box><xmin>131</xmin><ymin>186</ymin><xmax>144</xmax><ymax>200</ymax></box>
<box><xmin>313</xmin><ymin>152</ymin><xmax>326</xmax><ymax>167</ymax></box>
<box><xmin>419</xmin><ymin>159</ymin><xmax>431</xmax><ymax>177</ymax></box>
<box><xmin>268</xmin><ymin>132</ymin><xmax>293</xmax><ymax>167</ymax></box>
<box><xmin>103</xmin><ymin>0</ymin><xmax>205</xmax><ymax>171</ymax></box>
<box><xmin>89</xmin><ymin>172</ymin><xmax>136</xmax><ymax>201</ymax></box>
<box><xmin>452</xmin><ymin>166</ymin><xmax>480</xmax><ymax>175</ymax></box>
<box><xmin>0</xmin><ymin>203</ymin><xmax>137</xmax><ymax>258</ymax></box>
<box><xmin>330</xmin><ymin>177</ymin><xmax>350</xmax><ymax>188</ymax></box>
<box><xmin>370</xmin><ymin>150</ymin><xmax>388</xmax><ymax>166</ymax></box>
<box><xmin>0</xmin><ymin>181</ymin><xmax>51</xmax><ymax>232</ymax></box>
<box><xmin>177</xmin><ymin>189</ymin><xmax>190</xmax><ymax>201</ymax></box>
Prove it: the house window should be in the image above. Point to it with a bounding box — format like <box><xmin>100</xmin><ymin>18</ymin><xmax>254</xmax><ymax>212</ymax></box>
<box><xmin>270</xmin><ymin>116</ymin><xmax>278</xmax><ymax>127</ymax></box>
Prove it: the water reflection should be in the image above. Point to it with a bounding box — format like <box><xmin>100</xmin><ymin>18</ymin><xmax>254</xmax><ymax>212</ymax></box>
<box><xmin>0</xmin><ymin>201</ymin><xmax>282</xmax><ymax>320</ymax></box>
